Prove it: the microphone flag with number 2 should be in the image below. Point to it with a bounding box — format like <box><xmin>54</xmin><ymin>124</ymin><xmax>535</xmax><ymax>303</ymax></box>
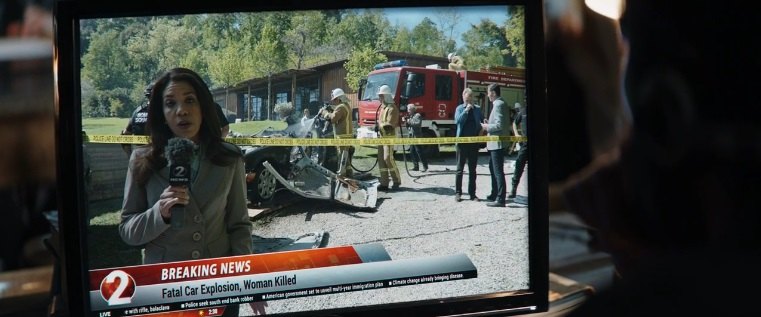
<box><xmin>165</xmin><ymin>137</ymin><xmax>195</xmax><ymax>228</ymax></box>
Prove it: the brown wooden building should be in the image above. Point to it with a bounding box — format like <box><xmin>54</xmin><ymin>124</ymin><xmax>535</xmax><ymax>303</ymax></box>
<box><xmin>211</xmin><ymin>51</ymin><xmax>447</xmax><ymax>121</ymax></box>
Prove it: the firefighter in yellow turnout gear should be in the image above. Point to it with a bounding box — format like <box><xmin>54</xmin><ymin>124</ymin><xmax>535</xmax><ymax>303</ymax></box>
<box><xmin>376</xmin><ymin>85</ymin><xmax>401</xmax><ymax>191</ymax></box>
<box><xmin>321</xmin><ymin>88</ymin><xmax>354</xmax><ymax>178</ymax></box>
<box><xmin>448</xmin><ymin>52</ymin><xmax>465</xmax><ymax>71</ymax></box>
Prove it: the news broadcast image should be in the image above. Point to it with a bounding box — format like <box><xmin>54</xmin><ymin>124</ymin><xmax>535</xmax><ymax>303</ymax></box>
<box><xmin>80</xmin><ymin>5</ymin><xmax>529</xmax><ymax>316</ymax></box>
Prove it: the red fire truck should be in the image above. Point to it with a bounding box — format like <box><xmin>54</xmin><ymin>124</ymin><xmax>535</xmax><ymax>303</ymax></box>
<box><xmin>356</xmin><ymin>60</ymin><xmax>526</xmax><ymax>155</ymax></box>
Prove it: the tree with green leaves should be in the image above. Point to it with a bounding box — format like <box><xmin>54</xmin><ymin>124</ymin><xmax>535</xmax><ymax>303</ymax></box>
<box><xmin>196</xmin><ymin>13</ymin><xmax>242</xmax><ymax>52</ymax></box>
<box><xmin>461</xmin><ymin>19</ymin><xmax>511</xmax><ymax>69</ymax></box>
<box><xmin>251</xmin><ymin>24</ymin><xmax>288</xmax><ymax>120</ymax></box>
<box><xmin>208</xmin><ymin>41</ymin><xmax>255</xmax><ymax>112</ymax></box>
<box><xmin>81</xmin><ymin>26</ymin><xmax>135</xmax><ymax>117</ymax></box>
<box><xmin>284</xmin><ymin>11</ymin><xmax>329</xmax><ymax>69</ymax></box>
<box><xmin>123</xmin><ymin>19</ymin><xmax>159</xmax><ymax>106</ymax></box>
<box><xmin>390</xmin><ymin>26</ymin><xmax>413</xmax><ymax>53</ymax></box>
<box><xmin>263</xmin><ymin>11</ymin><xmax>293</xmax><ymax>38</ymax></box>
<box><xmin>505</xmin><ymin>6</ymin><xmax>525</xmax><ymax>67</ymax></box>
<box><xmin>235</xmin><ymin>13</ymin><xmax>261</xmax><ymax>41</ymax></box>
<box><xmin>344</xmin><ymin>46</ymin><xmax>387</xmax><ymax>92</ymax></box>
<box><xmin>435</xmin><ymin>8</ymin><xmax>461</xmax><ymax>54</ymax></box>
<box><xmin>332</xmin><ymin>9</ymin><xmax>394</xmax><ymax>57</ymax></box>
<box><xmin>77</xmin><ymin>7</ymin><xmax>518</xmax><ymax>119</ymax></box>
<box><xmin>121</xmin><ymin>17</ymin><xmax>208</xmax><ymax>107</ymax></box>
<box><xmin>409</xmin><ymin>17</ymin><xmax>447</xmax><ymax>56</ymax></box>
<box><xmin>145</xmin><ymin>18</ymin><xmax>205</xmax><ymax>76</ymax></box>
<box><xmin>81</xmin><ymin>28</ymin><xmax>131</xmax><ymax>92</ymax></box>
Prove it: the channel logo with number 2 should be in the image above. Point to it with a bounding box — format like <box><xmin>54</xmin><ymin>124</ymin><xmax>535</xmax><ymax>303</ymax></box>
<box><xmin>100</xmin><ymin>270</ymin><xmax>136</xmax><ymax>306</ymax></box>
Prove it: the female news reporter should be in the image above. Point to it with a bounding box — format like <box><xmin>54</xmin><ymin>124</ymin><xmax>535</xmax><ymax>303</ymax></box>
<box><xmin>118</xmin><ymin>67</ymin><xmax>252</xmax><ymax>264</ymax></box>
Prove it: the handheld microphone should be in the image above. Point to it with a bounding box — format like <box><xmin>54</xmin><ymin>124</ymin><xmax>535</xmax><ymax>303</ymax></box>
<box><xmin>165</xmin><ymin>137</ymin><xmax>195</xmax><ymax>228</ymax></box>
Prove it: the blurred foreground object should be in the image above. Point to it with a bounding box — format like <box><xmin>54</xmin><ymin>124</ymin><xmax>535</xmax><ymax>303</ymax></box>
<box><xmin>0</xmin><ymin>21</ymin><xmax>56</xmax><ymax>316</ymax></box>
<box><xmin>0</xmin><ymin>39</ymin><xmax>55</xmax><ymax>185</ymax></box>
<box><xmin>0</xmin><ymin>38</ymin><xmax>51</xmax><ymax>61</ymax></box>
<box><xmin>584</xmin><ymin>0</ymin><xmax>625</xmax><ymax>20</ymax></box>
<box><xmin>544</xmin><ymin>0</ymin><xmax>631</xmax><ymax>213</ymax></box>
<box><xmin>0</xmin><ymin>264</ymin><xmax>53</xmax><ymax>316</ymax></box>
<box><xmin>546</xmin><ymin>0</ymin><xmax>761</xmax><ymax>315</ymax></box>
<box><xmin>21</xmin><ymin>1</ymin><xmax>53</xmax><ymax>38</ymax></box>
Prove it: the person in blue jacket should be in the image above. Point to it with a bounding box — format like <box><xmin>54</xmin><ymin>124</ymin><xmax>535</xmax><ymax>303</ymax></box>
<box><xmin>453</xmin><ymin>87</ymin><xmax>483</xmax><ymax>202</ymax></box>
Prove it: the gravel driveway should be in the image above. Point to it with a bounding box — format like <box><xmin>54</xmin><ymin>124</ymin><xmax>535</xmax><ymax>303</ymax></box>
<box><xmin>242</xmin><ymin>150</ymin><xmax>530</xmax><ymax>315</ymax></box>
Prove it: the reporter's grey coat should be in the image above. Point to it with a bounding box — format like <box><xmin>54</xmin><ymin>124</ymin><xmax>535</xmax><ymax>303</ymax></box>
<box><xmin>119</xmin><ymin>143</ymin><xmax>253</xmax><ymax>264</ymax></box>
<box><xmin>484</xmin><ymin>96</ymin><xmax>511</xmax><ymax>150</ymax></box>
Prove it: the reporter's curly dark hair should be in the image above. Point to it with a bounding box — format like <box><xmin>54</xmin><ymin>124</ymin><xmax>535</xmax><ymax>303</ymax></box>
<box><xmin>131</xmin><ymin>67</ymin><xmax>240</xmax><ymax>185</ymax></box>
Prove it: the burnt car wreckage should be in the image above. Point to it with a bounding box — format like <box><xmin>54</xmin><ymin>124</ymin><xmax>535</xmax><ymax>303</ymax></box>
<box><xmin>239</xmin><ymin>111</ymin><xmax>378</xmax><ymax>210</ymax></box>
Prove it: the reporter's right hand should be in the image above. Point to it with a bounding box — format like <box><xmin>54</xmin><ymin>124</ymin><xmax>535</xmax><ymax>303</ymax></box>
<box><xmin>158</xmin><ymin>185</ymin><xmax>189</xmax><ymax>220</ymax></box>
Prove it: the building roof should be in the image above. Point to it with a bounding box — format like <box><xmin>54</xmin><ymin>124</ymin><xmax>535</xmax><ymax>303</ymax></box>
<box><xmin>222</xmin><ymin>51</ymin><xmax>448</xmax><ymax>92</ymax></box>
<box><xmin>231</xmin><ymin>59</ymin><xmax>350</xmax><ymax>89</ymax></box>
<box><xmin>233</xmin><ymin>68</ymin><xmax>316</xmax><ymax>90</ymax></box>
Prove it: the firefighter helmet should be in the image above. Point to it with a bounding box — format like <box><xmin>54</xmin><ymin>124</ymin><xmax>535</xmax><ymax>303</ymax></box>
<box><xmin>448</xmin><ymin>53</ymin><xmax>454</xmax><ymax>61</ymax></box>
<box><xmin>331</xmin><ymin>88</ymin><xmax>345</xmax><ymax>100</ymax></box>
<box><xmin>378</xmin><ymin>84</ymin><xmax>392</xmax><ymax>96</ymax></box>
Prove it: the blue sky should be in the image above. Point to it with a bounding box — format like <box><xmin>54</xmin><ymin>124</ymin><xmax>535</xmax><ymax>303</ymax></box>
<box><xmin>381</xmin><ymin>6</ymin><xmax>511</xmax><ymax>48</ymax></box>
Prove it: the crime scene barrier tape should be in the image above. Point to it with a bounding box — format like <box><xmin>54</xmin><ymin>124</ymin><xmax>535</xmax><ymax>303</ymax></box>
<box><xmin>85</xmin><ymin>135</ymin><xmax>527</xmax><ymax>146</ymax></box>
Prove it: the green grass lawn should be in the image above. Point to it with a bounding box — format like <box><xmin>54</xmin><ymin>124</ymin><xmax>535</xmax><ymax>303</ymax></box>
<box><xmin>88</xmin><ymin>198</ymin><xmax>142</xmax><ymax>269</ymax></box>
<box><xmin>82</xmin><ymin>117</ymin><xmax>130</xmax><ymax>135</ymax></box>
<box><xmin>230</xmin><ymin>120</ymin><xmax>287</xmax><ymax>135</ymax></box>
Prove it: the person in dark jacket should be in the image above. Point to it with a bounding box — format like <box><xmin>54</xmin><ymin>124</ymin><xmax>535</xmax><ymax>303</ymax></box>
<box><xmin>405</xmin><ymin>104</ymin><xmax>428</xmax><ymax>172</ymax></box>
<box><xmin>121</xmin><ymin>83</ymin><xmax>153</xmax><ymax>157</ymax></box>
<box><xmin>453</xmin><ymin>88</ymin><xmax>483</xmax><ymax>202</ymax></box>
<box><xmin>510</xmin><ymin>101</ymin><xmax>527</xmax><ymax>199</ymax></box>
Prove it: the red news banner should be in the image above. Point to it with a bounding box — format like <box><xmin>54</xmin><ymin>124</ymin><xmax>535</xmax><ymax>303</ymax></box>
<box><xmin>88</xmin><ymin>244</ymin><xmax>477</xmax><ymax>317</ymax></box>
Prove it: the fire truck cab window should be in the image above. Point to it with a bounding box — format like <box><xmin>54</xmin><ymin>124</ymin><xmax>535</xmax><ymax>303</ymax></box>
<box><xmin>362</xmin><ymin>71</ymin><xmax>400</xmax><ymax>101</ymax></box>
<box><xmin>435</xmin><ymin>75</ymin><xmax>452</xmax><ymax>101</ymax></box>
<box><xmin>405</xmin><ymin>72</ymin><xmax>425</xmax><ymax>98</ymax></box>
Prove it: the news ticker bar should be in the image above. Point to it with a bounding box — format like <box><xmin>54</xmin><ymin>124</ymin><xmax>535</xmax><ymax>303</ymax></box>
<box><xmin>89</xmin><ymin>244</ymin><xmax>389</xmax><ymax>290</ymax></box>
<box><xmin>84</xmin><ymin>134</ymin><xmax>527</xmax><ymax>146</ymax></box>
<box><xmin>89</xmin><ymin>253</ymin><xmax>477</xmax><ymax>316</ymax></box>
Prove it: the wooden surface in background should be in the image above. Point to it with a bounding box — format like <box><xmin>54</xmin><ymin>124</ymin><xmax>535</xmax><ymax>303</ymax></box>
<box><xmin>0</xmin><ymin>58</ymin><xmax>56</xmax><ymax>188</ymax></box>
<box><xmin>0</xmin><ymin>113</ymin><xmax>56</xmax><ymax>186</ymax></box>
<box><xmin>0</xmin><ymin>265</ymin><xmax>53</xmax><ymax>315</ymax></box>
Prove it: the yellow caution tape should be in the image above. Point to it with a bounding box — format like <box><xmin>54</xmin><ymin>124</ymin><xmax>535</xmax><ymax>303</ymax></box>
<box><xmin>85</xmin><ymin>134</ymin><xmax>527</xmax><ymax>146</ymax></box>
<box><xmin>86</xmin><ymin>135</ymin><xmax>150</xmax><ymax>144</ymax></box>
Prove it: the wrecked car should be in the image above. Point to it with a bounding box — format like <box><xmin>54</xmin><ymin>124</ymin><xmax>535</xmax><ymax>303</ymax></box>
<box><xmin>263</xmin><ymin>146</ymin><xmax>378</xmax><ymax>210</ymax></box>
<box><xmin>241</xmin><ymin>137</ymin><xmax>291</xmax><ymax>204</ymax></box>
<box><xmin>241</xmin><ymin>114</ymin><xmax>377</xmax><ymax>209</ymax></box>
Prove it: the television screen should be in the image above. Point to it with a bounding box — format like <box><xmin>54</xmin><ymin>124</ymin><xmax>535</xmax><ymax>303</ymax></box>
<box><xmin>54</xmin><ymin>1</ymin><xmax>548</xmax><ymax>316</ymax></box>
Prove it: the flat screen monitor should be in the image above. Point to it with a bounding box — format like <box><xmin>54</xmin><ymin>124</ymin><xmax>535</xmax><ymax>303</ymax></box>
<box><xmin>54</xmin><ymin>0</ymin><xmax>548</xmax><ymax>316</ymax></box>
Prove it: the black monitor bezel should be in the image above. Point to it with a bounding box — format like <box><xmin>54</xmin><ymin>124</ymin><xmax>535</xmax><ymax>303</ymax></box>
<box><xmin>54</xmin><ymin>0</ymin><xmax>548</xmax><ymax>316</ymax></box>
